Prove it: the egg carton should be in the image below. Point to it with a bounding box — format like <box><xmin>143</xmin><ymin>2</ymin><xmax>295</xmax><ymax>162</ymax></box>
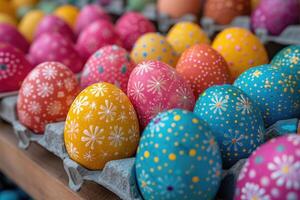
<box><xmin>157</xmin><ymin>13</ymin><xmax>197</xmax><ymax>33</ymax></box>
<box><xmin>264</xmin><ymin>118</ymin><xmax>299</xmax><ymax>141</ymax></box>
<box><xmin>104</xmin><ymin>0</ymin><xmax>127</xmax><ymax>16</ymax></box>
<box><xmin>0</xmin><ymin>91</ymin><xmax>18</xmax><ymax>99</ymax></box>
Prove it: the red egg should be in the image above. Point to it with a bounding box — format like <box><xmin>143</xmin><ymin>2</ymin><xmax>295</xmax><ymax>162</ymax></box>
<box><xmin>75</xmin><ymin>4</ymin><xmax>111</xmax><ymax>36</ymax></box>
<box><xmin>176</xmin><ymin>44</ymin><xmax>230</xmax><ymax>98</ymax></box>
<box><xmin>115</xmin><ymin>12</ymin><xmax>156</xmax><ymax>51</ymax></box>
<box><xmin>17</xmin><ymin>62</ymin><xmax>80</xmax><ymax>133</ymax></box>
<box><xmin>0</xmin><ymin>23</ymin><xmax>29</xmax><ymax>53</ymax></box>
<box><xmin>0</xmin><ymin>43</ymin><xmax>33</xmax><ymax>93</ymax></box>
<box><xmin>76</xmin><ymin>19</ymin><xmax>122</xmax><ymax>62</ymax></box>
<box><xmin>29</xmin><ymin>33</ymin><xmax>84</xmax><ymax>73</ymax></box>
<box><xmin>80</xmin><ymin>45</ymin><xmax>135</xmax><ymax>93</ymax></box>
<box><xmin>35</xmin><ymin>15</ymin><xmax>75</xmax><ymax>42</ymax></box>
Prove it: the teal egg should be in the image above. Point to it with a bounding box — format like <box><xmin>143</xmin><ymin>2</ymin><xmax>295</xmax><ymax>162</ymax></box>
<box><xmin>271</xmin><ymin>45</ymin><xmax>300</xmax><ymax>68</ymax></box>
<box><xmin>194</xmin><ymin>85</ymin><xmax>265</xmax><ymax>168</ymax></box>
<box><xmin>234</xmin><ymin>64</ymin><xmax>299</xmax><ymax>126</ymax></box>
<box><xmin>135</xmin><ymin>109</ymin><xmax>222</xmax><ymax>200</ymax></box>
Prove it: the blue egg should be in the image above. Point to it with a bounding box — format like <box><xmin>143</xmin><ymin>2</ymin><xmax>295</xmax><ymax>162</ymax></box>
<box><xmin>135</xmin><ymin>109</ymin><xmax>222</xmax><ymax>200</ymax></box>
<box><xmin>194</xmin><ymin>85</ymin><xmax>265</xmax><ymax>168</ymax></box>
<box><xmin>234</xmin><ymin>64</ymin><xmax>299</xmax><ymax>126</ymax></box>
<box><xmin>271</xmin><ymin>45</ymin><xmax>300</xmax><ymax>68</ymax></box>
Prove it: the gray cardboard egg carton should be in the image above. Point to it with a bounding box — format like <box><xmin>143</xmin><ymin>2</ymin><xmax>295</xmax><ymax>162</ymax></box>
<box><xmin>157</xmin><ymin>13</ymin><xmax>197</xmax><ymax>33</ymax></box>
<box><xmin>201</xmin><ymin>16</ymin><xmax>300</xmax><ymax>45</ymax></box>
<box><xmin>0</xmin><ymin>95</ymin><xmax>142</xmax><ymax>200</ymax></box>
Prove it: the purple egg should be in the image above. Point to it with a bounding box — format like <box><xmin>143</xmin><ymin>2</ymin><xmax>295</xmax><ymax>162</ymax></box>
<box><xmin>251</xmin><ymin>0</ymin><xmax>300</xmax><ymax>35</ymax></box>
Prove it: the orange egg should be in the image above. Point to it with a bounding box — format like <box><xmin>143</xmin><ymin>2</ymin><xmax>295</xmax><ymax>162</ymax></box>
<box><xmin>157</xmin><ymin>0</ymin><xmax>201</xmax><ymax>18</ymax></box>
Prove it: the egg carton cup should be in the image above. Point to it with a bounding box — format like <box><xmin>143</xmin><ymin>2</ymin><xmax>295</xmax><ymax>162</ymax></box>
<box><xmin>104</xmin><ymin>0</ymin><xmax>127</xmax><ymax>16</ymax></box>
<box><xmin>264</xmin><ymin>118</ymin><xmax>299</xmax><ymax>141</ymax></box>
<box><xmin>0</xmin><ymin>91</ymin><xmax>18</xmax><ymax>99</ymax></box>
<box><xmin>137</xmin><ymin>3</ymin><xmax>157</xmax><ymax>21</ymax></box>
<box><xmin>157</xmin><ymin>13</ymin><xmax>197</xmax><ymax>33</ymax></box>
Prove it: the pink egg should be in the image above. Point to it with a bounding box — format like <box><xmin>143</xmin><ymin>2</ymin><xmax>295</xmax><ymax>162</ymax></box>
<box><xmin>35</xmin><ymin>15</ymin><xmax>75</xmax><ymax>42</ymax></box>
<box><xmin>75</xmin><ymin>4</ymin><xmax>111</xmax><ymax>36</ymax></box>
<box><xmin>76</xmin><ymin>19</ymin><xmax>122</xmax><ymax>62</ymax></box>
<box><xmin>80</xmin><ymin>45</ymin><xmax>135</xmax><ymax>92</ymax></box>
<box><xmin>127</xmin><ymin>60</ymin><xmax>195</xmax><ymax>128</ymax></box>
<box><xmin>17</xmin><ymin>61</ymin><xmax>80</xmax><ymax>133</ymax></box>
<box><xmin>235</xmin><ymin>134</ymin><xmax>300</xmax><ymax>200</ymax></box>
<box><xmin>0</xmin><ymin>42</ymin><xmax>33</xmax><ymax>93</ymax></box>
<box><xmin>115</xmin><ymin>12</ymin><xmax>156</xmax><ymax>51</ymax></box>
<box><xmin>29</xmin><ymin>33</ymin><xmax>84</xmax><ymax>73</ymax></box>
<box><xmin>0</xmin><ymin>24</ymin><xmax>30</xmax><ymax>53</ymax></box>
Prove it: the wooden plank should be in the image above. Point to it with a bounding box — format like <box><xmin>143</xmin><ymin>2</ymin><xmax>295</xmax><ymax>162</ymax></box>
<box><xmin>0</xmin><ymin>122</ymin><xmax>119</xmax><ymax>200</ymax></box>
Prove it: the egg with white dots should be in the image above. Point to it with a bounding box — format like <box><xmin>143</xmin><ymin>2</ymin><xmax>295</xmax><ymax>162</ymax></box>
<box><xmin>194</xmin><ymin>84</ymin><xmax>265</xmax><ymax>168</ymax></box>
<box><xmin>271</xmin><ymin>45</ymin><xmax>300</xmax><ymax>68</ymax></box>
<box><xmin>135</xmin><ymin>109</ymin><xmax>222</xmax><ymax>200</ymax></box>
<box><xmin>234</xmin><ymin>64</ymin><xmax>300</xmax><ymax>126</ymax></box>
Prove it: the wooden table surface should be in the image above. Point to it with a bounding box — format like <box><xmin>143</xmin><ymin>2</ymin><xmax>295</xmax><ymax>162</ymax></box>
<box><xmin>0</xmin><ymin>121</ymin><xmax>119</xmax><ymax>200</ymax></box>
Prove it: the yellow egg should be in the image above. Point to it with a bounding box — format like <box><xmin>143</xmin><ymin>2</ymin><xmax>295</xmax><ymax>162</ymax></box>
<box><xmin>212</xmin><ymin>27</ymin><xmax>268</xmax><ymax>81</ymax></box>
<box><xmin>0</xmin><ymin>0</ymin><xmax>16</xmax><ymax>18</ymax></box>
<box><xmin>12</xmin><ymin>0</ymin><xmax>39</xmax><ymax>10</ymax></box>
<box><xmin>131</xmin><ymin>33</ymin><xmax>178</xmax><ymax>67</ymax></box>
<box><xmin>0</xmin><ymin>13</ymin><xmax>17</xmax><ymax>27</ymax></box>
<box><xmin>18</xmin><ymin>9</ymin><xmax>44</xmax><ymax>42</ymax></box>
<box><xmin>64</xmin><ymin>82</ymin><xmax>140</xmax><ymax>170</ymax></box>
<box><xmin>54</xmin><ymin>4</ymin><xmax>79</xmax><ymax>29</ymax></box>
<box><xmin>167</xmin><ymin>21</ymin><xmax>210</xmax><ymax>55</ymax></box>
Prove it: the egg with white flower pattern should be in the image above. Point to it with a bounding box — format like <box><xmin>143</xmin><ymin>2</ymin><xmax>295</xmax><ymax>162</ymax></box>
<box><xmin>271</xmin><ymin>45</ymin><xmax>300</xmax><ymax>68</ymax></box>
<box><xmin>136</xmin><ymin>109</ymin><xmax>222</xmax><ymax>200</ymax></box>
<box><xmin>235</xmin><ymin>134</ymin><xmax>300</xmax><ymax>200</ymax></box>
<box><xmin>64</xmin><ymin>82</ymin><xmax>140</xmax><ymax>170</ymax></box>
<box><xmin>194</xmin><ymin>84</ymin><xmax>265</xmax><ymax>168</ymax></box>
<box><xmin>17</xmin><ymin>62</ymin><xmax>80</xmax><ymax>134</ymax></box>
<box><xmin>127</xmin><ymin>60</ymin><xmax>195</xmax><ymax>129</ymax></box>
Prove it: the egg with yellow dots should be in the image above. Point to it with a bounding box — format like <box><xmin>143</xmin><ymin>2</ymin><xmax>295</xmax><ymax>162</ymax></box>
<box><xmin>0</xmin><ymin>13</ymin><xmax>17</xmax><ymax>27</ymax></box>
<box><xmin>64</xmin><ymin>82</ymin><xmax>140</xmax><ymax>170</ymax></box>
<box><xmin>54</xmin><ymin>4</ymin><xmax>79</xmax><ymax>29</ymax></box>
<box><xmin>131</xmin><ymin>33</ymin><xmax>178</xmax><ymax>67</ymax></box>
<box><xmin>167</xmin><ymin>21</ymin><xmax>210</xmax><ymax>55</ymax></box>
<box><xmin>135</xmin><ymin>109</ymin><xmax>222</xmax><ymax>200</ymax></box>
<box><xmin>212</xmin><ymin>27</ymin><xmax>269</xmax><ymax>81</ymax></box>
<box><xmin>18</xmin><ymin>9</ymin><xmax>45</xmax><ymax>42</ymax></box>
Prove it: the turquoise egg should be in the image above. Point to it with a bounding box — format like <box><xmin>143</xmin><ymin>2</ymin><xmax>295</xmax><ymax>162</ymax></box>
<box><xmin>271</xmin><ymin>45</ymin><xmax>300</xmax><ymax>68</ymax></box>
<box><xmin>135</xmin><ymin>109</ymin><xmax>222</xmax><ymax>200</ymax></box>
<box><xmin>194</xmin><ymin>85</ymin><xmax>265</xmax><ymax>168</ymax></box>
<box><xmin>234</xmin><ymin>64</ymin><xmax>299</xmax><ymax>126</ymax></box>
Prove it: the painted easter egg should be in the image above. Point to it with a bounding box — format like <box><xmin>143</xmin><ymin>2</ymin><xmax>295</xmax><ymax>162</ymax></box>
<box><xmin>157</xmin><ymin>0</ymin><xmax>201</xmax><ymax>18</ymax></box>
<box><xmin>131</xmin><ymin>33</ymin><xmax>178</xmax><ymax>67</ymax></box>
<box><xmin>136</xmin><ymin>109</ymin><xmax>222</xmax><ymax>200</ymax></box>
<box><xmin>194</xmin><ymin>84</ymin><xmax>265</xmax><ymax>168</ymax></box>
<box><xmin>54</xmin><ymin>4</ymin><xmax>79</xmax><ymax>29</ymax></box>
<box><xmin>212</xmin><ymin>27</ymin><xmax>269</xmax><ymax>81</ymax></box>
<box><xmin>235</xmin><ymin>134</ymin><xmax>300</xmax><ymax>200</ymax></box>
<box><xmin>234</xmin><ymin>64</ymin><xmax>300</xmax><ymax>126</ymax></box>
<box><xmin>17</xmin><ymin>62</ymin><xmax>80</xmax><ymax>133</ymax></box>
<box><xmin>166</xmin><ymin>21</ymin><xmax>210</xmax><ymax>55</ymax></box>
<box><xmin>18</xmin><ymin>9</ymin><xmax>45</xmax><ymax>42</ymax></box>
<box><xmin>0</xmin><ymin>13</ymin><xmax>17</xmax><ymax>27</ymax></box>
<box><xmin>271</xmin><ymin>45</ymin><xmax>300</xmax><ymax>68</ymax></box>
<box><xmin>80</xmin><ymin>45</ymin><xmax>135</xmax><ymax>92</ymax></box>
<box><xmin>204</xmin><ymin>0</ymin><xmax>251</xmax><ymax>25</ymax></box>
<box><xmin>35</xmin><ymin>15</ymin><xmax>75</xmax><ymax>42</ymax></box>
<box><xmin>0</xmin><ymin>0</ymin><xmax>15</xmax><ymax>18</ymax></box>
<box><xmin>251</xmin><ymin>0</ymin><xmax>300</xmax><ymax>35</ymax></box>
<box><xmin>76</xmin><ymin>19</ymin><xmax>122</xmax><ymax>62</ymax></box>
<box><xmin>115</xmin><ymin>11</ymin><xmax>156</xmax><ymax>51</ymax></box>
<box><xmin>75</xmin><ymin>4</ymin><xmax>111</xmax><ymax>36</ymax></box>
<box><xmin>127</xmin><ymin>60</ymin><xmax>195</xmax><ymax>128</ymax></box>
<box><xmin>252</xmin><ymin>0</ymin><xmax>261</xmax><ymax>10</ymax></box>
<box><xmin>64</xmin><ymin>82</ymin><xmax>140</xmax><ymax>170</ymax></box>
<box><xmin>29</xmin><ymin>32</ymin><xmax>84</xmax><ymax>73</ymax></box>
<box><xmin>0</xmin><ymin>23</ymin><xmax>29</xmax><ymax>53</ymax></box>
<box><xmin>0</xmin><ymin>43</ymin><xmax>33</xmax><ymax>93</ymax></box>
<box><xmin>176</xmin><ymin>44</ymin><xmax>230</xmax><ymax>98</ymax></box>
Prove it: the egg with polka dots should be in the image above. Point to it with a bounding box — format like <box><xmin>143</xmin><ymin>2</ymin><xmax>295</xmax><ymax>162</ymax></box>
<box><xmin>176</xmin><ymin>44</ymin><xmax>230</xmax><ymax>98</ymax></box>
<box><xmin>64</xmin><ymin>82</ymin><xmax>140</xmax><ymax>170</ymax></box>
<box><xmin>17</xmin><ymin>62</ymin><xmax>80</xmax><ymax>134</ymax></box>
<box><xmin>194</xmin><ymin>84</ymin><xmax>265</xmax><ymax>168</ymax></box>
<box><xmin>235</xmin><ymin>134</ymin><xmax>300</xmax><ymax>200</ymax></box>
<box><xmin>80</xmin><ymin>45</ymin><xmax>135</xmax><ymax>93</ymax></box>
<box><xmin>212</xmin><ymin>27</ymin><xmax>269</xmax><ymax>81</ymax></box>
<box><xmin>135</xmin><ymin>109</ymin><xmax>222</xmax><ymax>200</ymax></box>
<box><xmin>271</xmin><ymin>45</ymin><xmax>300</xmax><ymax>68</ymax></box>
<box><xmin>131</xmin><ymin>33</ymin><xmax>178</xmax><ymax>67</ymax></box>
<box><xmin>0</xmin><ymin>43</ymin><xmax>33</xmax><ymax>93</ymax></box>
<box><xmin>234</xmin><ymin>64</ymin><xmax>299</xmax><ymax>126</ymax></box>
<box><xmin>127</xmin><ymin>60</ymin><xmax>195</xmax><ymax>129</ymax></box>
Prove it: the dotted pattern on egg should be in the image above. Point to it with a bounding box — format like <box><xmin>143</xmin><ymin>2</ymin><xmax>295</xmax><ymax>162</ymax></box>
<box><xmin>80</xmin><ymin>45</ymin><xmax>135</xmax><ymax>92</ymax></box>
<box><xmin>64</xmin><ymin>83</ymin><xmax>140</xmax><ymax>170</ymax></box>
<box><xmin>271</xmin><ymin>45</ymin><xmax>300</xmax><ymax>68</ymax></box>
<box><xmin>194</xmin><ymin>85</ymin><xmax>265</xmax><ymax>168</ymax></box>
<box><xmin>136</xmin><ymin>109</ymin><xmax>222</xmax><ymax>200</ymax></box>
<box><xmin>17</xmin><ymin>62</ymin><xmax>80</xmax><ymax>133</ymax></box>
<box><xmin>235</xmin><ymin>135</ymin><xmax>300</xmax><ymax>200</ymax></box>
